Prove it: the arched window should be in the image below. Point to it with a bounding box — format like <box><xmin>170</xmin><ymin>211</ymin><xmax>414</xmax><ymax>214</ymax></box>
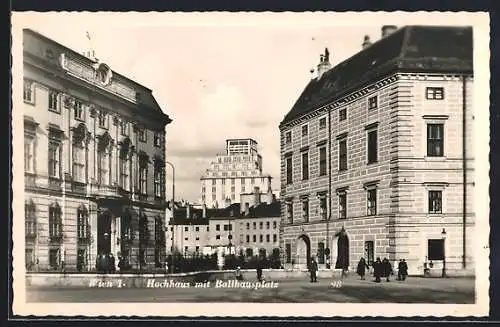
<box><xmin>77</xmin><ymin>205</ymin><xmax>89</xmax><ymax>240</ymax></box>
<box><xmin>154</xmin><ymin>158</ymin><xmax>165</xmax><ymax>199</ymax></box>
<box><xmin>25</xmin><ymin>199</ymin><xmax>36</xmax><ymax>238</ymax></box>
<box><xmin>72</xmin><ymin>124</ymin><xmax>88</xmax><ymax>183</ymax></box>
<box><xmin>49</xmin><ymin>203</ymin><xmax>62</xmax><ymax>241</ymax></box>
<box><xmin>97</xmin><ymin>132</ymin><xmax>112</xmax><ymax>185</ymax></box>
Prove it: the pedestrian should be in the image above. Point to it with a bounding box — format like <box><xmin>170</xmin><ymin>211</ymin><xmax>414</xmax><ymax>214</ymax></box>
<box><xmin>382</xmin><ymin>257</ymin><xmax>392</xmax><ymax>282</ymax></box>
<box><xmin>397</xmin><ymin>259</ymin><xmax>403</xmax><ymax>280</ymax></box>
<box><xmin>96</xmin><ymin>253</ymin><xmax>102</xmax><ymax>273</ymax></box>
<box><xmin>256</xmin><ymin>256</ymin><xmax>263</xmax><ymax>282</ymax></box>
<box><xmin>356</xmin><ymin>257</ymin><xmax>369</xmax><ymax>280</ymax></box>
<box><xmin>400</xmin><ymin>259</ymin><xmax>408</xmax><ymax>281</ymax></box>
<box><xmin>309</xmin><ymin>256</ymin><xmax>318</xmax><ymax>283</ymax></box>
<box><xmin>109</xmin><ymin>253</ymin><xmax>116</xmax><ymax>273</ymax></box>
<box><xmin>373</xmin><ymin>257</ymin><xmax>382</xmax><ymax>283</ymax></box>
<box><xmin>235</xmin><ymin>266</ymin><xmax>244</xmax><ymax>281</ymax></box>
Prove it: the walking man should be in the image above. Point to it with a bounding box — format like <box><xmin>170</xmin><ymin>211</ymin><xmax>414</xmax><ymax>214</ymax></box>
<box><xmin>373</xmin><ymin>257</ymin><xmax>382</xmax><ymax>283</ymax></box>
<box><xmin>382</xmin><ymin>257</ymin><xmax>392</xmax><ymax>282</ymax></box>
<box><xmin>309</xmin><ymin>256</ymin><xmax>318</xmax><ymax>283</ymax></box>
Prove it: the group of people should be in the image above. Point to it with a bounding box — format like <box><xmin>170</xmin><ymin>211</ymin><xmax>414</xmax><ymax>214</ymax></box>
<box><xmin>96</xmin><ymin>252</ymin><xmax>116</xmax><ymax>273</ymax></box>
<box><xmin>356</xmin><ymin>257</ymin><xmax>409</xmax><ymax>282</ymax></box>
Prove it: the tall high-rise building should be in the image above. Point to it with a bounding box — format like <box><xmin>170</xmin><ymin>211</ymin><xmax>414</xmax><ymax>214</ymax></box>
<box><xmin>200</xmin><ymin>139</ymin><xmax>272</xmax><ymax>208</ymax></box>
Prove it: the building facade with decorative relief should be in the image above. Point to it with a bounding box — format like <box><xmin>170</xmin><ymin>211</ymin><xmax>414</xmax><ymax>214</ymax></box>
<box><xmin>23</xmin><ymin>29</ymin><xmax>172</xmax><ymax>272</ymax></box>
<box><xmin>279</xmin><ymin>25</ymin><xmax>475</xmax><ymax>276</ymax></box>
<box><xmin>200</xmin><ymin>138</ymin><xmax>273</xmax><ymax>208</ymax></box>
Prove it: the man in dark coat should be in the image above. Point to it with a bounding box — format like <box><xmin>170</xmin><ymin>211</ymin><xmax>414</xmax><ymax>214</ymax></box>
<box><xmin>382</xmin><ymin>258</ymin><xmax>392</xmax><ymax>282</ymax></box>
<box><xmin>373</xmin><ymin>257</ymin><xmax>382</xmax><ymax>283</ymax></box>
<box><xmin>400</xmin><ymin>259</ymin><xmax>408</xmax><ymax>281</ymax></box>
<box><xmin>356</xmin><ymin>257</ymin><xmax>369</xmax><ymax>280</ymax></box>
<box><xmin>309</xmin><ymin>256</ymin><xmax>318</xmax><ymax>283</ymax></box>
<box><xmin>256</xmin><ymin>257</ymin><xmax>263</xmax><ymax>282</ymax></box>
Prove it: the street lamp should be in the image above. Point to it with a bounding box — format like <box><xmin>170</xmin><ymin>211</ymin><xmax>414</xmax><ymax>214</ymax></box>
<box><xmin>441</xmin><ymin>228</ymin><xmax>447</xmax><ymax>278</ymax></box>
<box><xmin>166</xmin><ymin>161</ymin><xmax>175</xmax><ymax>273</ymax></box>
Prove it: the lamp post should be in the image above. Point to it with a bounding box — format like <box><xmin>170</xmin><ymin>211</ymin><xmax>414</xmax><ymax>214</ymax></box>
<box><xmin>441</xmin><ymin>228</ymin><xmax>447</xmax><ymax>278</ymax></box>
<box><xmin>166</xmin><ymin>161</ymin><xmax>175</xmax><ymax>273</ymax></box>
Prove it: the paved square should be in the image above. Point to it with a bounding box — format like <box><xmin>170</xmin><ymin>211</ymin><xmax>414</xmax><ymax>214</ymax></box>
<box><xmin>26</xmin><ymin>275</ymin><xmax>475</xmax><ymax>303</ymax></box>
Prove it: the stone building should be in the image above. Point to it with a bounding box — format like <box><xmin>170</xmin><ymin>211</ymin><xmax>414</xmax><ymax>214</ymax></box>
<box><xmin>200</xmin><ymin>138</ymin><xmax>272</xmax><ymax>208</ymax></box>
<box><xmin>279</xmin><ymin>25</ymin><xmax>474</xmax><ymax>276</ymax></box>
<box><xmin>23</xmin><ymin>29</ymin><xmax>172</xmax><ymax>272</ymax></box>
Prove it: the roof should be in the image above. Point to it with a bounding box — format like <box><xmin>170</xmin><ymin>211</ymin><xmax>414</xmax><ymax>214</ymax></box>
<box><xmin>23</xmin><ymin>29</ymin><xmax>172</xmax><ymax>126</ymax></box>
<box><xmin>280</xmin><ymin>25</ymin><xmax>473</xmax><ymax>127</ymax></box>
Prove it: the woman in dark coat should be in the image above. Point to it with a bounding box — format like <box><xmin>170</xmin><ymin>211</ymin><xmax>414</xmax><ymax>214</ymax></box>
<box><xmin>373</xmin><ymin>257</ymin><xmax>382</xmax><ymax>282</ymax></box>
<box><xmin>356</xmin><ymin>257</ymin><xmax>369</xmax><ymax>280</ymax></box>
<box><xmin>382</xmin><ymin>258</ymin><xmax>392</xmax><ymax>282</ymax></box>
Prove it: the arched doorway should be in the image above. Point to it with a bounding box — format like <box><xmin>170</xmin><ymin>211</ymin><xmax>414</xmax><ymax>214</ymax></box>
<box><xmin>97</xmin><ymin>209</ymin><xmax>112</xmax><ymax>254</ymax></box>
<box><xmin>334</xmin><ymin>228</ymin><xmax>350</xmax><ymax>271</ymax></box>
<box><xmin>296</xmin><ymin>234</ymin><xmax>311</xmax><ymax>270</ymax></box>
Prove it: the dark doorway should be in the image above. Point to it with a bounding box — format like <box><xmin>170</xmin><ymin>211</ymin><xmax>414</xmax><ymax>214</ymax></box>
<box><xmin>97</xmin><ymin>210</ymin><xmax>112</xmax><ymax>254</ymax></box>
<box><xmin>335</xmin><ymin>233</ymin><xmax>349</xmax><ymax>271</ymax></box>
<box><xmin>297</xmin><ymin>234</ymin><xmax>311</xmax><ymax>270</ymax></box>
<box><xmin>120</xmin><ymin>210</ymin><xmax>132</xmax><ymax>266</ymax></box>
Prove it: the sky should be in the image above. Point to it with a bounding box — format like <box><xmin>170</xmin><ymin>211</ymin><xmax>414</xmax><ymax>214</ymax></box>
<box><xmin>14</xmin><ymin>12</ymin><xmax>487</xmax><ymax>202</ymax></box>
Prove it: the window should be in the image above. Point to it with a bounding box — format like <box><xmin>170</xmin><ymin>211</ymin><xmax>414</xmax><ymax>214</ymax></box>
<box><xmin>72</xmin><ymin>146</ymin><xmax>85</xmax><ymax>183</ymax></box>
<box><xmin>77</xmin><ymin>206</ymin><xmax>89</xmax><ymax>240</ymax></box>
<box><xmin>139</xmin><ymin>213</ymin><xmax>149</xmax><ymax>246</ymax></box>
<box><xmin>339</xmin><ymin>139</ymin><xmax>347</xmax><ymax>171</ymax></box>
<box><xmin>120</xmin><ymin>158</ymin><xmax>130</xmax><ymax>190</ymax></box>
<box><xmin>49</xmin><ymin>204</ymin><xmax>62</xmax><ymax>240</ymax></box>
<box><xmin>154</xmin><ymin>132</ymin><xmax>162</xmax><ymax>147</ymax></box>
<box><xmin>48</xmin><ymin>142</ymin><xmax>60</xmax><ymax>178</ymax></box>
<box><xmin>24</xmin><ymin>139</ymin><xmax>34</xmax><ymax>173</ymax></box>
<box><xmin>207</xmin><ymin>227</ymin><xmax>209</xmax><ymax>232</ymax></box>
<box><xmin>285</xmin><ymin>243</ymin><xmax>292</xmax><ymax>263</ymax></box>
<box><xmin>367</xmin><ymin>188</ymin><xmax>377</xmax><ymax>216</ymax></box>
<box><xmin>316</xmin><ymin>146</ymin><xmax>327</xmax><ymax>176</ymax></box>
<box><xmin>320</xmin><ymin>196</ymin><xmax>327</xmax><ymax>220</ymax></box>
<box><xmin>253</xmin><ymin>235</ymin><xmax>257</xmax><ymax>242</ymax></box>
<box><xmin>251</xmin><ymin>178</ymin><xmax>255</xmax><ymax>185</ymax></box>
<box><xmin>120</xmin><ymin>120</ymin><xmax>128</xmax><ymax>136</ymax></box>
<box><xmin>216</xmin><ymin>235</ymin><xmax>221</xmax><ymax>240</ymax></box>
<box><xmin>339</xmin><ymin>108</ymin><xmax>347</xmax><ymax>121</ymax></box>
<box><xmin>97</xmin><ymin>150</ymin><xmax>108</xmax><ymax>185</ymax></box>
<box><xmin>364</xmin><ymin>241</ymin><xmax>374</xmax><ymax>266</ymax></box>
<box><xmin>367</xmin><ymin>129</ymin><xmax>378</xmax><ymax>164</ymax></box>
<box><xmin>319</xmin><ymin>117</ymin><xmax>327</xmax><ymax>130</ymax></box>
<box><xmin>273</xmin><ymin>221</ymin><xmax>277</xmax><ymax>229</ymax></box>
<box><xmin>338</xmin><ymin>191</ymin><xmax>347</xmax><ymax>219</ymax></box>
<box><xmin>139</xmin><ymin>129</ymin><xmax>147</xmax><ymax>142</ymax></box>
<box><xmin>428</xmin><ymin>190</ymin><xmax>443</xmax><ymax>214</ymax></box>
<box><xmin>426</xmin><ymin>87</ymin><xmax>444</xmax><ymax>100</ymax></box>
<box><xmin>286</xmin><ymin>157</ymin><xmax>293</xmax><ymax>184</ymax></box>
<box><xmin>302</xmin><ymin>125</ymin><xmax>308</xmax><ymax>137</ymax></box>
<box><xmin>49</xmin><ymin>248</ymin><xmax>60</xmax><ymax>269</ymax></box>
<box><xmin>286</xmin><ymin>202</ymin><xmax>293</xmax><ymax>224</ymax></box>
<box><xmin>302</xmin><ymin>198</ymin><xmax>309</xmax><ymax>222</ymax></box>
<box><xmin>273</xmin><ymin>234</ymin><xmax>277</xmax><ymax>243</ymax></box>
<box><xmin>212</xmin><ymin>179</ymin><xmax>216</xmax><ymax>186</ymax></box>
<box><xmin>48</xmin><ymin>90</ymin><xmax>59</xmax><ymax>112</ymax></box>
<box><xmin>246</xmin><ymin>235</ymin><xmax>250</xmax><ymax>243</ymax></box>
<box><xmin>285</xmin><ymin>131</ymin><xmax>292</xmax><ymax>144</ymax></box>
<box><xmin>184</xmin><ymin>237</ymin><xmax>188</xmax><ymax>241</ymax></box>
<box><xmin>259</xmin><ymin>222</ymin><xmax>263</xmax><ymax>229</ymax></box>
<box><xmin>260</xmin><ymin>235</ymin><xmax>263</xmax><ymax>243</ymax></box>
<box><xmin>74</xmin><ymin>100</ymin><xmax>84</xmax><ymax>120</ymax></box>
<box><xmin>427</xmin><ymin>239</ymin><xmax>445</xmax><ymax>260</ymax></box>
<box><xmin>317</xmin><ymin>242</ymin><xmax>325</xmax><ymax>264</ymax></box>
<box><xmin>253</xmin><ymin>222</ymin><xmax>257</xmax><ymax>229</ymax></box>
<box><xmin>427</xmin><ymin>124</ymin><xmax>444</xmax><ymax>157</ymax></box>
<box><xmin>266</xmin><ymin>234</ymin><xmax>270</xmax><ymax>242</ymax></box>
<box><xmin>302</xmin><ymin>152</ymin><xmax>309</xmax><ymax>180</ymax></box>
<box><xmin>98</xmin><ymin>111</ymin><xmax>107</xmax><ymax>128</ymax></box>
<box><xmin>266</xmin><ymin>221</ymin><xmax>270</xmax><ymax>229</ymax></box>
<box><xmin>25</xmin><ymin>201</ymin><xmax>36</xmax><ymax>237</ymax></box>
<box><xmin>195</xmin><ymin>226</ymin><xmax>200</xmax><ymax>232</ymax></box>
<box><xmin>184</xmin><ymin>227</ymin><xmax>188</xmax><ymax>232</ymax></box>
<box><xmin>139</xmin><ymin>166</ymin><xmax>147</xmax><ymax>194</ymax></box>
<box><xmin>216</xmin><ymin>224</ymin><xmax>220</xmax><ymax>231</ymax></box>
<box><xmin>24</xmin><ymin>80</ymin><xmax>33</xmax><ymax>103</ymax></box>
<box><xmin>246</xmin><ymin>223</ymin><xmax>250</xmax><ymax>230</ymax></box>
<box><xmin>154</xmin><ymin>168</ymin><xmax>163</xmax><ymax>198</ymax></box>
<box><xmin>368</xmin><ymin>95</ymin><xmax>378</xmax><ymax>110</ymax></box>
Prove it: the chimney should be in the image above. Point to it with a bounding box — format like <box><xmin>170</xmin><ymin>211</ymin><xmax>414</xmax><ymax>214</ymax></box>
<box><xmin>244</xmin><ymin>202</ymin><xmax>250</xmax><ymax>216</ymax></box>
<box><xmin>362</xmin><ymin>35</ymin><xmax>372</xmax><ymax>49</ymax></box>
<box><xmin>224</xmin><ymin>197</ymin><xmax>232</xmax><ymax>208</ymax></box>
<box><xmin>253</xmin><ymin>187</ymin><xmax>260</xmax><ymax>205</ymax></box>
<box><xmin>316</xmin><ymin>47</ymin><xmax>332</xmax><ymax>79</ymax></box>
<box><xmin>202</xmin><ymin>204</ymin><xmax>207</xmax><ymax>218</ymax></box>
<box><xmin>186</xmin><ymin>204</ymin><xmax>191</xmax><ymax>219</ymax></box>
<box><xmin>266</xmin><ymin>187</ymin><xmax>274</xmax><ymax>205</ymax></box>
<box><xmin>381</xmin><ymin>25</ymin><xmax>397</xmax><ymax>38</ymax></box>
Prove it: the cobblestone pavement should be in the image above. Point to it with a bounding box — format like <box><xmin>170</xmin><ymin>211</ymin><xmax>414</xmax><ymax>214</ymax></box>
<box><xmin>26</xmin><ymin>275</ymin><xmax>475</xmax><ymax>303</ymax></box>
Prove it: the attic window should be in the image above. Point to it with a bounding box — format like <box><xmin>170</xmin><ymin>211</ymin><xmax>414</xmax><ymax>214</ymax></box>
<box><xmin>135</xmin><ymin>92</ymin><xmax>141</xmax><ymax>101</ymax></box>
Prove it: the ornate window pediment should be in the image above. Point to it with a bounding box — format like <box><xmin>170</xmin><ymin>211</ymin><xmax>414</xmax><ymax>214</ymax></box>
<box><xmin>72</xmin><ymin>123</ymin><xmax>90</xmax><ymax>146</ymax></box>
<box><xmin>97</xmin><ymin>131</ymin><xmax>113</xmax><ymax>152</ymax></box>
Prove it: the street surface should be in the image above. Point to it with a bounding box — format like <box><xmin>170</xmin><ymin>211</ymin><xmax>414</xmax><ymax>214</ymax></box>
<box><xmin>26</xmin><ymin>275</ymin><xmax>474</xmax><ymax>303</ymax></box>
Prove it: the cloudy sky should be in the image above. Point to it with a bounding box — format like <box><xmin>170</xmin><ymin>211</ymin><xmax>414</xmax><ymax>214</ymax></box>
<box><xmin>13</xmin><ymin>12</ymin><xmax>486</xmax><ymax>202</ymax></box>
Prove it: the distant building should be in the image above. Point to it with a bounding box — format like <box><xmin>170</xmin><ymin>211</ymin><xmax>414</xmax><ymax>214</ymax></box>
<box><xmin>200</xmin><ymin>139</ymin><xmax>272</xmax><ymax>208</ymax></box>
<box><xmin>279</xmin><ymin>25</ymin><xmax>474</xmax><ymax>275</ymax></box>
<box><xmin>23</xmin><ymin>29</ymin><xmax>172</xmax><ymax>272</ymax></box>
